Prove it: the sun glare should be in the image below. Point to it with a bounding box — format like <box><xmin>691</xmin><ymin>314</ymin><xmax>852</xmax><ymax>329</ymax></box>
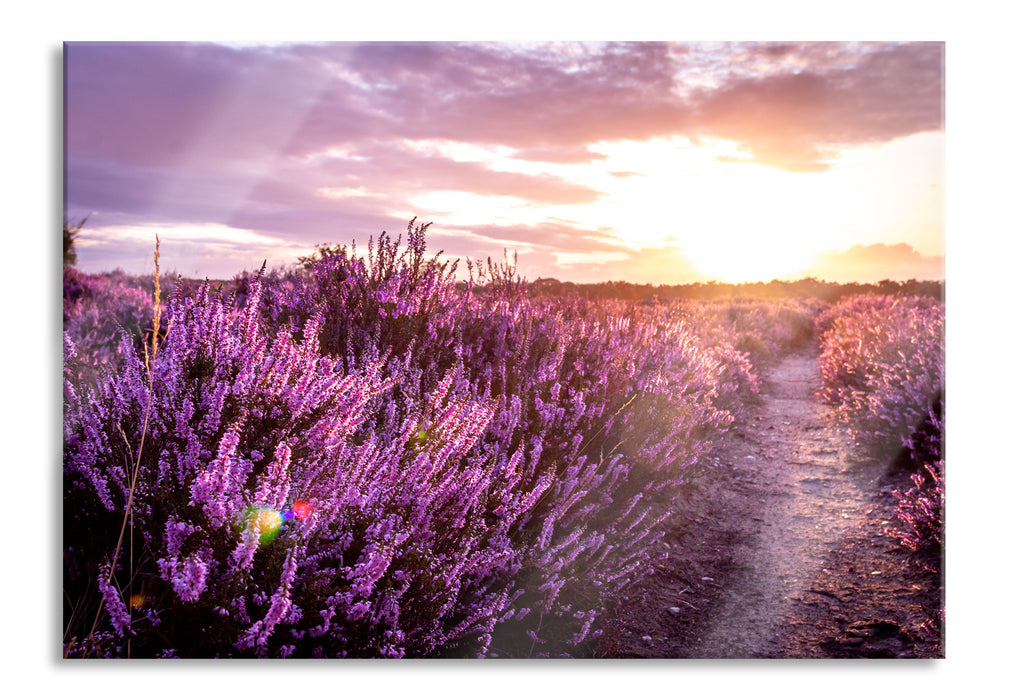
<box><xmin>482</xmin><ymin>136</ymin><xmax>833</xmax><ymax>283</ymax></box>
<box><xmin>686</xmin><ymin>236</ymin><xmax>815</xmax><ymax>283</ymax></box>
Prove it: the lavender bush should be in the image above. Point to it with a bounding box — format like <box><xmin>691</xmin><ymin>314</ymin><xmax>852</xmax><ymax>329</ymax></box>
<box><xmin>64</xmin><ymin>276</ymin><xmax>537</xmax><ymax>657</ymax></box>
<box><xmin>267</xmin><ymin>227</ymin><xmax>766</xmax><ymax>652</ymax></box>
<box><xmin>686</xmin><ymin>297</ymin><xmax>822</xmax><ymax>370</ymax></box>
<box><xmin>889</xmin><ymin>460</ymin><xmax>945</xmax><ymax>553</ymax></box>
<box><xmin>817</xmin><ymin>294</ymin><xmax>944</xmax><ymax>456</ymax></box>
<box><xmin>887</xmin><ymin>390</ymin><xmax>945</xmax><ymax>554</ymax></box>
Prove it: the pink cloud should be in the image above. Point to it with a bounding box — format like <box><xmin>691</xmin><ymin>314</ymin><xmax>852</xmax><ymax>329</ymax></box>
<box><xmin>693</xmin><ymin>43</ymin><xmax>943</xmax><ymax>172</ymax></box>
<box><xmin>313</xmin><ymin>142</ymin><xmax>604</xmax><ymax>205</ymax></box>
<box><xmin>438</xmin><ymin>220</ymin><xmax>626</xmax><ymax>254</ymax></box>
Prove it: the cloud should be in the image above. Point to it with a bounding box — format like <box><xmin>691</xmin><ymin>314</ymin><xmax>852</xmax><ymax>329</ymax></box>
<box><xmin>801</xmin><ymin>242</ymin><xmax>944</xmax><ymax>283</ymax></box>
<box><xmin>65</xmin><ymin>43</ymin><xmax>359</xmax><ymax>168</ymax></box>
<box><xmin>436</xmin><ymin>220</ymin><xmax>627</xmax><ymax>254</ymax></box>
<box><xmin>691</xmin><ymin>43</ymin><xmax>944</xmax><ymax>171</ymax></box>
<box><xmin>510</xmin><ymin>145</ymin><xmax>607</xmax><ymax>164</ymax></box>
<box><xmin>330</xmin><ymin>41</ymin><xmax>688</xmax><ymax>155</ymax></box>
<box><xmin>314</xmin><ymin>141</ymin><xmax>605</xmax><ymax>205</ymax></box>
<box><xmin>328</xmin><ymin>41</ymin><xmax>942</xmax><ymax>172</ymax></box>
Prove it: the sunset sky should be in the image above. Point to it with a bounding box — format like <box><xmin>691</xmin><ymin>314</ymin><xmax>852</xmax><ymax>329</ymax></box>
<box><xmin>64</xmin><ymin>41</ymin><xmax>944</xmax><ymax>284</ymax></box>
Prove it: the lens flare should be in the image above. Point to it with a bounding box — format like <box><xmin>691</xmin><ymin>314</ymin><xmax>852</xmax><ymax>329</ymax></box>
<box><xmin>243</xmin><ymin>500</ymin><xmax>312</xmax><ymax>544</ymax></box>
<box><xmin>245</xmin><ymin>506</ymin><xmax>283</xmax><ymax>544</ymax></box>
<box><xmin>292</xmin><ymin>500</ymin><xmax>313</xmax><ymax>520</ymax></box>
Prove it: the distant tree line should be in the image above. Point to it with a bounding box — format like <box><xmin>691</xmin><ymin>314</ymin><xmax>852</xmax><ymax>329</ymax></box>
<box><xmin>521</xmin><ymin>276</ymin><xmax>944</xmax><ymax>304</ymax></box>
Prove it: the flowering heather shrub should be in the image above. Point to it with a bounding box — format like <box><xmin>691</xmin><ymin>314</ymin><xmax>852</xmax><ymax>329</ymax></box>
<box><xmin>462</xmin><ymin>298</ymin><xmax>743</xmax><ymax>652</ymax></box>
<box><xmin>887</xmin><ymin>391</ymin><xmax>945</xmax><ymax>553</ymax></box>
<box><xmin>817</xmin><ymin>294</ymin><xmax>944</xmax><ymax>456</ymax></box>
<box><xmin>813</xmin><ymin>293</ymin><xmax>941</xmax><ymax>349</ymax></box>
<box><xmin>254</xmin><ymin>238</ymin><xmax>745</xmax><ymax>652</ymax></box>
<box><xmin>888</xmin><ymin>460</ymin><xmax>945</xmax><ymax>553</ymax></box>
<box><xmin>292</xmin><ymin>222</ymin><xmax>462</xmax><ymax>377</ymax></box>
<box><xmin>686</xmin><ymin>297</ymin><xmax>823</xmax><ymax>369</ymax></box>
<box><xmin>816</xmin><ymin>295</ymin><xmax>945</xmax><ymax>557</ymax></box>
<box><xmin>63</xmin><ymin>266</ymin><xmax>155</xmax><ymax>375</ymax></box>
<box><xmin>64</xmin><ymin>222</ymin><xmax>814</xmax><ymax>657</ymax></box>
<box><xmin>64</xmin><ymin>276</ymin><xmax>546</xmax><ymax>658</ymax></box>
<box><xmin>229</xmin><ymin>265</ymin><xmax>309</xmax><ymax>332</ymax></box>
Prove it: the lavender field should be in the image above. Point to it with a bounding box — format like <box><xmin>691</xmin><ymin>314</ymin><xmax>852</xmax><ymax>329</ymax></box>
<box><xmin>62</xmin><ymin>222</ymin><xmax>944</xmax><ymax>658</ymax></box>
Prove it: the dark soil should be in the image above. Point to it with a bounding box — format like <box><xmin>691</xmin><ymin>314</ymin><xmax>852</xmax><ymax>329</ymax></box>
<box><xmin>595</xmin><ymin>348</ymin><xmax>944</xmax><ymax>658</ymax></box>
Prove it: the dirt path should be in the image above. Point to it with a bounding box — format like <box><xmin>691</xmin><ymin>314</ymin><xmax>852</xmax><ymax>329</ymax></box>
<box><xmin>598</xmin><ymin>348</ymin><xmax>943</xmax><ymax>658</ymax></box>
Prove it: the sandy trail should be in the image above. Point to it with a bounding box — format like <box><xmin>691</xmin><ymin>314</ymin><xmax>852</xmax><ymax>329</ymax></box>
<box><xmin>688</xmin><ymin>352</ymin><xmax>873</xmax><ymax>657</ymax></box>
<box><xmin>602</xmin><ymin>348</ymin><xmax>943</xmax><ymax>658</ymax></box>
